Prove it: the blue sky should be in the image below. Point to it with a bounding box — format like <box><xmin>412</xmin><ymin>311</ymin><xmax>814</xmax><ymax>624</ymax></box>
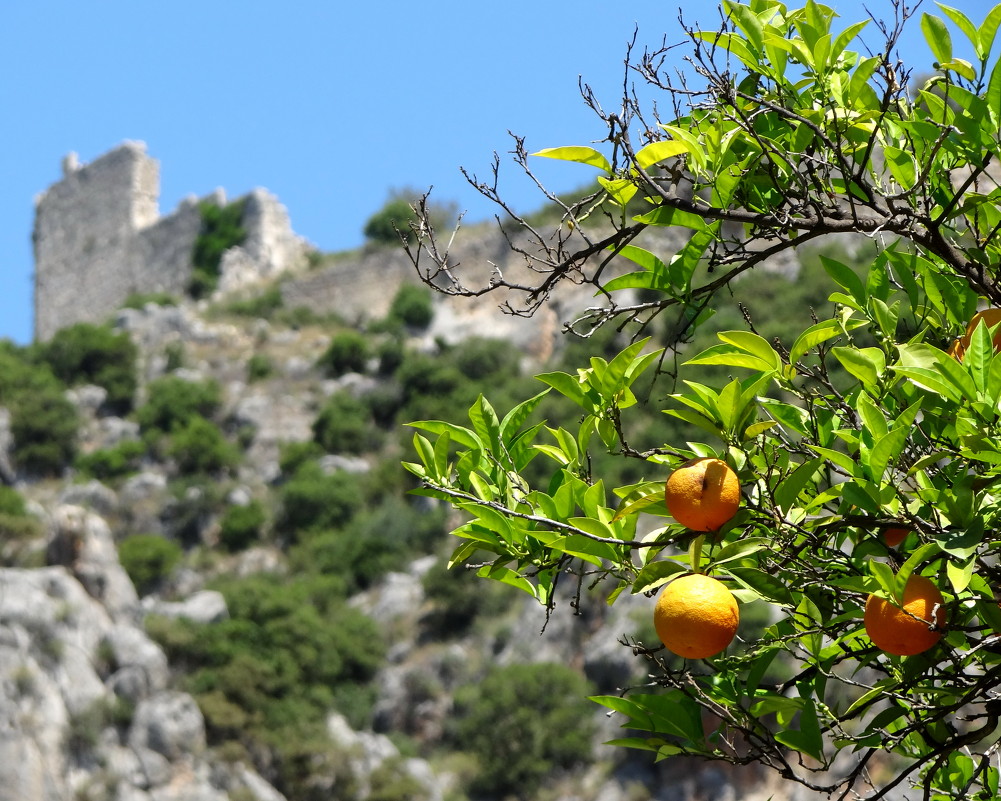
<box><xmin>0</xmin><ymin>0</ymin><xmax>990</xmax><ymax>344</ymax></box>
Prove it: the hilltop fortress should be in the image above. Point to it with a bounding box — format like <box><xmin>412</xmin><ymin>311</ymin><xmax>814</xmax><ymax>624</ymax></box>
<box><xmin>33</xmin><ymin>142</ymin><xmax>308</xmax><ymax>341</ymax></box>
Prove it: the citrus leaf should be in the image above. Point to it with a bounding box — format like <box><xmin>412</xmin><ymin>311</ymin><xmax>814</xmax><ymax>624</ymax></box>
<box><xmin>532</xmin><ymin>146</ymin><xmax>611</xmax><ymax>172</ymax></box>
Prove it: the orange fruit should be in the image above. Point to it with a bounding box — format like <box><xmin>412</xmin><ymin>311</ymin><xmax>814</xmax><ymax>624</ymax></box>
<box><xmin>948</xmin><ymin>307</ymin><xmax>1001</xmax><ymax>362</ymax></box>
<box><xmin>882</xmin><ymin>527</ymin><xmax>909</xmax><ymax>548</ymax></box>
<box><xmin>664</xmin><ymin>457</ymin><xmax>740</xmax><ymax>531</ymax></box>
<box><xmin>654</xmin><ymin>573</ymin><xmax>739</xmax><ymax>659</ymax></box>
<box><xmin>864</xmin><ymin>574</ymin><xmax>945</xmax><ymax>656</ymax></box>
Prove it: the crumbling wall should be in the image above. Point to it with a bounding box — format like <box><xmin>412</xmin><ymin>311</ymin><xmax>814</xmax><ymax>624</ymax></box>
<box><xmin>33</xmin><ymin>143</ymin><xmax>307</xmax><ymax>341</ymax></box>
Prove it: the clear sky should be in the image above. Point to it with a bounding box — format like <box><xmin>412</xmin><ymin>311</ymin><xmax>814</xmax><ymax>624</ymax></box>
<box><xmin>0</xmin><ymin>0</ymin><xmax>989</xmax><ymax>344</ymax></box>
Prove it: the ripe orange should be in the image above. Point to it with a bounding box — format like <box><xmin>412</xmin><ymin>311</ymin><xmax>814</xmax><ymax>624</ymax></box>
<box><xmin>664</xmin><ymin>457</ymin><xmax>740</xmax><ymax>531</ymax></box>
<box><xmin>882</xmin><ymin>527</ymin><xmax>909</xmax><ymax>548</ymax></box>
<box><xmin>948</xmin><ymin>307</ymin><xmax>1001</xmax><ymax>361</ymax></box>
<box><xmin>864</xmin><ymin>574</ymin><xmax>945</xmax><ymax>656</ymax></box>
<box><xmin>654</xmin><ymin>573</ymin><xmax>739</xmax><ymax>659</ymax></box>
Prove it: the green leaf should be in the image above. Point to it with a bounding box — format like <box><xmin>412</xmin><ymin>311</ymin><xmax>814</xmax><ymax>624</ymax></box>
<box><xmin>684</xmin><ymin>344</ymin><xmax>778</xmax><ymax>372</ymax></box>
<box><xmin>821</xmin><ymin>256</ymin><xmax>866</xmax><ymax>304</ymax></box>
<box><xmin>774</xmin><ymin>458</ymin><xmax>824</xmax><ymax>512</ymax></box>
<box><xmin>789</xmin><ymin>318</ymin><xmax>864</xmax><ymax>365</ymax></box>
<box><xmin>980</xmin><ymin>5</ymin><xmax>1001</xmax><ymax>62</ymax></box>
<box><xmin>774</xmin><ymin>699</ymin><xmax>825</xmax><ymax>762</ymax></box>
<box><xmin>921</xmin><ymin>12</ymin><xmax>954</xmax><ymax>64</ymax></box>
<box><xmin>725</xmin><ymin>0</ymin><xmax>764</xmax><ymax>53</ymax></box>
<box><xmin>477</xmin><ymin>563</ymin><xmax>537</xmax><ymax>597</ymax></box>
<box><xmin>469</xmin><ymin>395</ymin><xmax>501</xmax><ymax>458</ymax></box>
<box><xmin>634</xmin><ymin>205</ymin><xmax>709</xmax><ymax>231</ymax></box>
<box><xmin>936</xmin><ymin>4</ymin><xmax>979</xmax><ymax>57</ymax></box>
<box><xmin>532</xmin><ymin>146</ymin><xmax>611</xmax><ymax>172</ymax></box>
<box><xmin>634</xmin><ymin>140</ymin><xmax>690</xmax><ymax>171</ymax></box>
<box><xmin>947</xmin><ymin>556</ymin><xmax>975</xmax><ymax>592</ymax></box>
<box><xmin>408</xmin><ymin>419</ymin><xmax>483</xmax><ymax>451</ymax></box>
<box><xmin>883</xmin><ymin>146</ymin><xmax>918</xmax><ymax>190</ymax></box>
<box><xmin>597</xmin><ymin>176</ymin><xmax>638</xmax><ymax>208</ymax></box>
<box><xmin>728</xmin><ymin>567</ymin><xmax>793</xmax><ymax>605</ymax></box>
<box><xmin>536</xmin><ymin>371</ymin><xmax>588</xmax><ymax>407</ymax></box>
<box><xmin>633</xmin><ymin>559</ymin><xmax>689</xmax><ymax>593</ymax></box>
<box><xmin>831</xmin><ymin>346</ymin><xmax>885</xmax><ymax>389</ymax></box>
<box><xmin>716</xmin><ymin>331</ymin><xmax>782</xmax><ymax>371</ymax></box>
<box><xmin>988</xmin><ymin>57</ymin><xmax>1001</xmax><ymax>128</ymax></box>
<box><xmin>499</xmin><ymin>390</ymin><xmax>550</xmax><ymax>445</ymax></box>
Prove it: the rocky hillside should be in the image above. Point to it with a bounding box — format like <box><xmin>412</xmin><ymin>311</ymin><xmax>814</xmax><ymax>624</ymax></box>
<box><xmin>0</xmin><ymin>214</ymin><xmax>851</xmax><ymax>801</ymax></box>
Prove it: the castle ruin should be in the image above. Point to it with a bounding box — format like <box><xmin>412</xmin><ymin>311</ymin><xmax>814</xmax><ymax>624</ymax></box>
<box><xmin>33</xmin><ymin>141</ymin><xmax>307</xmax><ymax>341</ymax></box>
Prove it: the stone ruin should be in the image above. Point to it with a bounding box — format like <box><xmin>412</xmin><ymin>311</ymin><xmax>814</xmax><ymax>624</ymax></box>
<box><xmin>32</xmin><ymin>141</ymin><xmax>308</xmax><ymax>341</ymax></box>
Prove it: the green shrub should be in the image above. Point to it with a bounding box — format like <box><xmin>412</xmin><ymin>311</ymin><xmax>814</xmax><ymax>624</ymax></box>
<box><xmin>387</xmin><ymin>284</ymin><xmax>434</xmax><ymax>329</ymax></box>
<box><xmin>10</xmin><ymin>391</ymin><xmax>78</xmax><ymax>476</ymax></box>
<box><xmin>223</xmin><ymin>286</ymin><xmax>284</xmax><ymax>318</ymax></box>
<box><xmin>162</xmin><ymin>478</ymin><xmax>226</xmax><ymax>546</ymax></box>
<box><xmin>422</xmin><ymin>556</ymin><xmax>509</xmax><ymax>637</ymax></box>
<box><xmin>190</xmin><ymin>199</ymin><xmax>247</xmax><ymax>299</ymax></box>
<box><xmin>0</xmin><ymin>486</ymin><xmax>41</xmax><ymax>541</ymax></box>
<box><xmin>289</xmin><ymin>497</ymin><xmax>446</xmax><ymax>592</ymax></box>
<box><xmin>0</xmin><ymin>343</ymin><xmax>79</xmax><ymax>477</ymax></box>
<box><xmin>246</xmin><ymin>353</ymin><xmax>273</xmax><ymax>382</ymax></box>
<box><xmin>450</xmin><ymin>663</ymin><xmax>596</xmax><ymax>798</ymax></box>
<box><xmin>376</xmin><ymin>338</ymin><xmax>405</xmax><ymax>376</ymax></box>
<box><xmin>75</xmin><ymin>439</ymin><xmax>146</xmax><ymax>480</ymax></box>
<box><xmin>136</xmin><ymin>376</ymin><xmax>222</xmax><ymax>436</ymax></box>
<box><xmin>277</xmin><ymin>441</ymin><xmax>324</xmax><ymax>477</ymax></box>
<box><xmin>167</xmin><ymin>417</ymin><xmax>238</xmax><ymax>476</ymax></box>
<box><xmin>35</xmin><ymin>322</ymin><xmax>138</xmax><ymax>414</ymax></box>
<box><xmin>363</xmin><ymin>196</ymin><xmax>417</xmax><ymax>245</ymax></box>
<box><xmin>163</xmin><ymin>341</ymin><xmax>185</xmax><ymax>372</ymax></box>
<box><xmin>0</xmin><ymin>486</ymin><xmax>27</xmax><ymax>517</ymax></box>
<box><xmin>312</xmin><ymin>392</ymin><xmax>381</xmax><ymax>454</ymax></box>
<box><xmin>277</xmin><ymin>463</ymin><xmax>364</xmax><ymax>538</ymax></box>
<box><xmin>218</xmin><ymin>500</ymin><xmax>266</xmax><ymax>551</ymax></box>
<box><xmin>149</xmin><ymin>572</ymin><xmax>385</xmax><ymax>791</ymax></box>
<box><xmin>316</xmin><ymin>330</ymin><xmax>370</xmax><ymax>377</ymax></box>
<box><xmin>452</xmin><ymin>336</ymin><xmax>520</xmax><ymax>381</ymax></box>
<box><xmin>121</xmin><ymin>292</ymin><xmax>178</xmax><ymax>309</ymax></box>
<box><xmin>118</xmin><ymin>534</ymin><xmax>183</xmax><ymax>595</ymax></box>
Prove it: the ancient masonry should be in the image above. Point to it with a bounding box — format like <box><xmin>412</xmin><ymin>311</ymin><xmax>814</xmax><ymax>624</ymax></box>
<box><xmin>33</xmin><ymin>141</ymin><xmax>308</xmax><ymax>341</ymax></box>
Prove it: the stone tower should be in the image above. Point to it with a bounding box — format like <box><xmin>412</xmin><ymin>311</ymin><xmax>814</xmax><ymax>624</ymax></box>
<box><xmin>34</xmin><ymin>142</ymin><xmax>158</xmax><ymax>341</ymax></box>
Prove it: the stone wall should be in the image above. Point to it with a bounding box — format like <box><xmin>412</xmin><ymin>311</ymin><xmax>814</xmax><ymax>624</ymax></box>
<box><xmin>33</xmin><ymin>142</ymin><xmax>307</xmax><ymax>341</ymax></box>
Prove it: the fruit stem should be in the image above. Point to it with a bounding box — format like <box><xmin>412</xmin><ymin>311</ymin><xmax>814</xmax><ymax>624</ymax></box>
<box><xmin>690</xmin><ymin>534</ymin><xmax>705</xmax><ymax>574</ymax></box>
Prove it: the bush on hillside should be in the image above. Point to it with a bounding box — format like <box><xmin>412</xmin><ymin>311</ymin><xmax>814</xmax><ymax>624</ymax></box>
<box><xmin>0</xmin><ymin>486</ymin><xmax>42</xmax><ymax>541</ymax></box>
<box><xmin>10</xmin><ymin>391</ymin><xmax>79</xmax><ymax>477</ymax></box>
<box><xmin>223</xmin><ymin>286</ymin><xmax>284</xmax><ymax>319</ymax></box>
<box><xmin>316</xmin><ymin>330</ymin><xmax>370</xmax><ymax>377</ymax></box>
<box><xmin>0</xmin><ymin>343</ymin><xmax>79</xmax><ymax>477</ymax></box>
<box><xmin>136</xmin><ymin>376</ymin><xmax>222</xmax><ymax>436</ymax></box>
<box><xmin>167</xmin><ymin>416</ymin><xmax>238</xmax><ymax>476</ymax></box>
<box><xmin>189</xmin><ymin>199</ymin><xmax>247</xmax><ymax>299</ymax></box>
<box><xmin>75</xmin><ymin>439</ymin><xmax>146</xmax><ymax>481</ymax></box>
<box><xmin>363</xmin><ymin>196</ymin><xmax>418</xmax><ymax>245</ymax></box>
<box><xmin>312</xmin><ymin>392</ymin><xmax>381</xmax><ymax>454</ymax></box>
<box><xmin>218</xmin><ymin>499</ymin><xmax>267</xmax><ymax>551</ymax></box>
<box><xmin>387</xmin><ymin>284</ymin><xmax>434</xmax><ymax>330</ymax></box>
<box><xmin>450</xmin><ymin>663</ymin><xmax>596</xmax><ymax>798</ymax></box>
<box><xmin>118</xmin><ymin>534</ymin><xmax>182</xmax><ymax>595</ymax></box>
<box><xmin>35</xmin><ymin>322</ymin><xmax>138</xmax><ymax>414</ymax></box>
<box><xmin>276</xmin><ymin>462</ymin><xmax>364</xmax><ymax>538</ymax></box>
<box><xmin>246</xmin><ymin>353</ymin><xmax>273</xmax><ymax>382</ymax></box>
<box><xmin>289</xmin><ymin>497</ymin><xmax>447</xmax><ymax>592</ymax></box>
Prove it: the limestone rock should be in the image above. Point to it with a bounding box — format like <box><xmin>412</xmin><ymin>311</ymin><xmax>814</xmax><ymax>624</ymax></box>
<box><xmin>129</xmin><ymin>692</ymin><xmax>206</xmax><ymax>760</ymax></box>
<box><xmin>142</xmin><ymin>590</ymin><xmax>229</xmax><ymax>625</ymax></box>
<box><xmin>46</xmin><ymin>504</ymin><xmax>139</xmax><ymax>621</ymax></box>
